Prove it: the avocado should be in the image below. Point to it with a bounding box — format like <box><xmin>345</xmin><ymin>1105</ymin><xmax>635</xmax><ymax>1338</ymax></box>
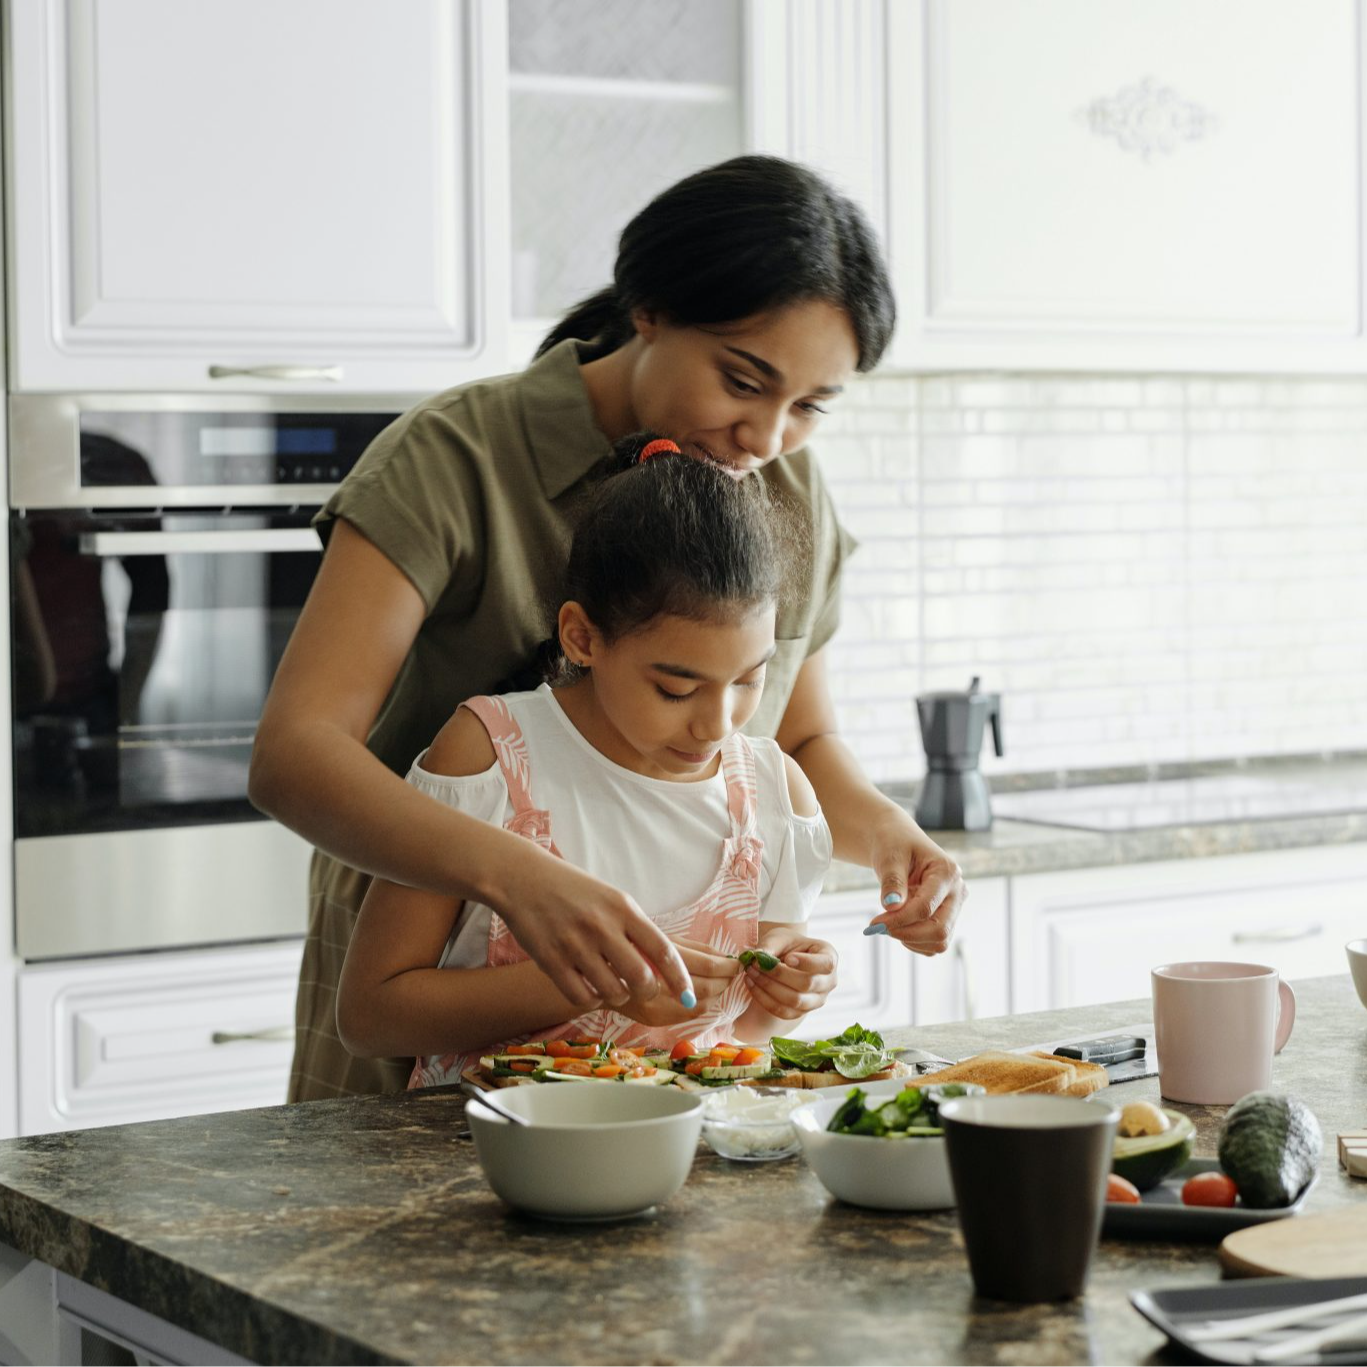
<box><xmin>1217</xmin><ymin>1091</ymin><xmax>1322</xmax><ymax>1208</ymax></box>
<box><xmin>1111</xmin><ymin>1109</ymin><xmax>1194</xmax><ymax>1191</ymax></box>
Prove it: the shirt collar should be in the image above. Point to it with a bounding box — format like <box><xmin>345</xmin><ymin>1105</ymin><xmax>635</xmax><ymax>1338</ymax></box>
<box><xmin>519</xmin><ymin>339</ymin><xmax>613</xmax><ymax>500</ymax></box>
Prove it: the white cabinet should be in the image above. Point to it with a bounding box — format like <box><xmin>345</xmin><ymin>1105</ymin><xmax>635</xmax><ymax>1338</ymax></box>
<box><xmin>913</xmin><ymin>876</ymin><xmax>1010</xmax><ymax>1025</ymax></box>
<box><xmin>801</xmin><ymin>876</ymin><xmax>1009</xmax><ymax>1039</ymax></box>
<box><xmin>1010</xmin><ymin>844</ymin><xmax>1367</xmax><ymax>1014</ymax></box>
<box><xmin>17</xmin><ymin>941</ymin><xmax>303</xmax><ymax>1136</ymax></box>
<box><xmin>886</xmin><ymin>0</ymin><xmax>1367</xmax><ymax>373</ymax></box>
<box><xmin>800</xmin><ymin>887</ymin><xmax>913</xmax><ymax>1039</ymax></box>
<box><xmin>7</xmin><ymin>0</ymin><xmax>508</xmax><ymax>394</ymax></box>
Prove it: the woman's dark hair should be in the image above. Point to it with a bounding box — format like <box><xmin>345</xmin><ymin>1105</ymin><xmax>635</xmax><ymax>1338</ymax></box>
<box><xmin>537</xmin><ymin>155</ymin><xmax>894</xmax><ymax>372</ymax></box>
<box><xmin>521</xmin><ymin>433</ymin><xmax>800</xmax><ymax>689</ymax></box>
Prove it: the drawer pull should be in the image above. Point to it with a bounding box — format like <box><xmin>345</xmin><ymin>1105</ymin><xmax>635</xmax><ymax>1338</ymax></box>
<box><xmin>954</xmin><ymin>940</ymin><xmax>977</xmax><ymax>1021</ymax></box>
<box><xmin>1232</xmin><ymin>925</ymin><xmax>1323</xmax><ymax>945</ymax></box>
<box><xmin>208</xmin><ymin>364</ymin><xmax>343</xmax><ymax>383</ymax></box>
<box><xmin>211</xmin><ymin>1026</ymin><xmax>294</xmax><ymax>1045</ymax></box>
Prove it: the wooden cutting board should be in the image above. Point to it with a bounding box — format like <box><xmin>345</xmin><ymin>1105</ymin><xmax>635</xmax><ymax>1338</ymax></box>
<box><xmin>1220</xmin><ymin>1206</ymin><xmax>1367</xmax><ymax>1277</ymax></box>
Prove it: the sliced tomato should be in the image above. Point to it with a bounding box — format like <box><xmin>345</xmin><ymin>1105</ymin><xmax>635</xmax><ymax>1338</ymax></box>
<box><xmin>669</xmin><ymin>1038</ymin><xmax>698</xmax><ymax>1061</ymax></box>
<box><xmin>1105</xmin><ymin>1174</ymin><xmax>1142</xmax><ymax>1204</ymax></box>
<box><xmin>505</xmin><ymin>1044</ymin><xmax>544</xmax><ymax>1056</ymax></box>
<box><xmin>555</xmin><ymin>1059</ymin><xmax>593</xmax><ymax>1076</ymax></box>
<box><xmin>684</xmin><ymin>1061</ymin><xmax>706</xmax><ymax>1076</ymax></box>
<box><xmin>544</xmin><ymin>1039</ymin><xmax>572</xmax><ymax>1058</ymax></box>
<box><xmin>509</xmin><ymin>1060</ymin><xmax>537</xmax><ymax>1074</ymax></box>
<box><xmin>733</xmin><ymin>1047</ymin><xmax>764</xmax><ymax>1067</ymax></box>
<box><xmin>1181</xmin><ymin>1172</ymin><xmax>1238</xmax><ymax>1208</ymax></box>
<box><xmin>592</xmin><ymin>1064</ymin><xmax>623</xmax><ymax>1079</ymax></box>
<box><xmin>563</xmin><ymin>1044</ymin><xmax>598</xmax><ymax>1059</ymax></box>
<box><xmin>710</xmin><ymin>1045</ymin><xmax>741</xmax><ymax>1061</ymax></box>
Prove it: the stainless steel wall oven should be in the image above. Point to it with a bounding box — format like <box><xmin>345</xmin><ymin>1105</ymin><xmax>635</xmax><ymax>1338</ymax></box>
<box><xmin>8</xmin><ymin>395</ymin><xmax>403</xmax><ymax>959</ymax></box>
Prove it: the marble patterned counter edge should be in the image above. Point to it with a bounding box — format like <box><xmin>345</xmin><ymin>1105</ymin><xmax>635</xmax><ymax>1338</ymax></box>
<box><xmin>0</xmin><ymin>977</ymin><xmax>1360</xmax><ymax>1366</ymax></box>
<box><xmin>822</xmin><ymin>809</ymin><xmax>1367</xmax><ymax>893</ymax></box>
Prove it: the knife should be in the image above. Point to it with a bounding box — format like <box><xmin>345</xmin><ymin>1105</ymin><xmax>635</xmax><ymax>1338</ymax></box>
<box><xmin>1020</xmin><ymin>1025</ymin><xmax>1157</xmax><ymax>1083</ymax></box>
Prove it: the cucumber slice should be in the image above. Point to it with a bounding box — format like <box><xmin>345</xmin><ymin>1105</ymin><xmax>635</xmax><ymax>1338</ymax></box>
<box><xmin>701</xmin><ymin>1062</ymin><xmax>775</xmax><ymax>1079</ymax></box>
<box><xmin>1112</xmin><ymin>1110</ymin><xmax>1195</xmax><ymax>1191</ymax></box>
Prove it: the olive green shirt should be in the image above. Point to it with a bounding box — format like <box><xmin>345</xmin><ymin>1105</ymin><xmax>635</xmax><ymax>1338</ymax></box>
<box><xmin>289</xmin><ymin>339</ymin><xmax>856</xmax><ymax>1101</ymax></box>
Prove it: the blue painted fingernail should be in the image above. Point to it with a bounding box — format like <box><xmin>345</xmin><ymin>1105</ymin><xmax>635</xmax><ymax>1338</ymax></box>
<box><xmin>862</xmin><ymin>924</ymin><xmax>889</xmax><ymax>937</ymax></box>
<box><xmin>680</xmin><ymin>990</ymin><xmax>697</xmax><ymax>1008</ymax></box>
<box><xmin>883</xmin><ymin>892</ymin><xmax>903</xmax><ymax>907</ymax></box>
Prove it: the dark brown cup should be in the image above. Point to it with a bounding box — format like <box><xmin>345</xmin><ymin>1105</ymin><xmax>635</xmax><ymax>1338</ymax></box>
<box><xmin>939</xmin><ymin>1095</ymin><xmax>1119</xmax><ymax>1302</ymax></box>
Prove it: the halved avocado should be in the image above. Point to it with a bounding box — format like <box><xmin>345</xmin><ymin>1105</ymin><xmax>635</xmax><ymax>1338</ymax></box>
<box><xmin>1112</xmin><ymin>1110</ymin><xmax>1195</xmax><ymax>1191</ymax></box>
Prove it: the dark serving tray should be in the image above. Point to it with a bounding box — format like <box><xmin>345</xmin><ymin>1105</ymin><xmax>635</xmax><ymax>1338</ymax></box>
<box><xmin>1131</xmin><ymin>1275</ymin><xmax>1367</xmax><ymax>1365</ymax></box>
<box><xmin>1103</xmin><ymin>1158</ymin><xmax>1315</xmax><ymax>1241</ymax></box>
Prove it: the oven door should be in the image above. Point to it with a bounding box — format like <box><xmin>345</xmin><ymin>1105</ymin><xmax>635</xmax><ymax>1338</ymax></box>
<box><xmin>12</xmin><ymin>507</ymin><xmax>323</xmax><ymax>958</ymax></box>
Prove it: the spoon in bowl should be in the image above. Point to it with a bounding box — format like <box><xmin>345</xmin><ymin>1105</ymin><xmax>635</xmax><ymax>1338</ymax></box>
<box><xmin>460</xmin><ymin>1081</ymin><xmax>531</xmax><ymax>1126</ymax></box>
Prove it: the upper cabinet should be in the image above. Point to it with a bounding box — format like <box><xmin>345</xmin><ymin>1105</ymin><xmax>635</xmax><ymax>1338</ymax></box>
<box><xmin>6</xmin><ymin>0</ymin><xmax>509</xmax><ymax>394</ymax></box>
<box><xmin>885</xmin><ymin>0</ymin><xmax>1366</xmax><ymax>372</ymax></box>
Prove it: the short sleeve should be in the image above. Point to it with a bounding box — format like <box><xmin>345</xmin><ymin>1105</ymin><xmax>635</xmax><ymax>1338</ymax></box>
<box><xmin>405</xmin><ymin>748</ymin><xmax>510</xmax><ymax>827</ymax></box>
<box><xmin>759</xmin><ymin>809</ymin><xmax>833</xmax><ymax>924</ymax></box>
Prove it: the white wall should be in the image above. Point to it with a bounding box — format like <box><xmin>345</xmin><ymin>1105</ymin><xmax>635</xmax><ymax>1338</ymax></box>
<box><xmin>818</xmin><ymin>374</ymin><xmax>1367</xmax><ymax>782</ymax></box>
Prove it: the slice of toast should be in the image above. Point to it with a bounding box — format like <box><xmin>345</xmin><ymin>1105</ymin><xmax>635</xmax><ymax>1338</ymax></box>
<box><xmin>918</xmin><ymin>1050</ymin><xmax>1075</xmax><ymax>1096</ymax></box>
<box><xmin>1030</xmin><ymin>1051</ymin><xmax>1109</xmax><ymax>1097</ymax></box>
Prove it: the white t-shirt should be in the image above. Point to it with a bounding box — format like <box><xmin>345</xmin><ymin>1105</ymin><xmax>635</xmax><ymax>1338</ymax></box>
<box><xmin>406</xmin><ymin>685</ymin><xmax>833</xmax><ymax>971</ymax></box>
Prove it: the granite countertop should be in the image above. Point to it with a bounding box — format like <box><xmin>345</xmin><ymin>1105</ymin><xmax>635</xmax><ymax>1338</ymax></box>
<box><xmin>0</xmin><ymin>977</ymin><xmax>1363</xmax><ymax>1366</ymax></box>
<box><xmin>822</xmin><ymin>752</ymin><xmax>1367</xmax><ymax>892</ymax></box>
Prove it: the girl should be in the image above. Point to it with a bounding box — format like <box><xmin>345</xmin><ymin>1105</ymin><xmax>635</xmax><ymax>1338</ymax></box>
<box><xmin>335</xmin><ymin>436</ymin><xmax>838</xmax><ymax>1080</ymax></box>
<box><xmin>251</xmin><ymin>155</ymin><xmax>965</xmax><ymax>1102</ymax></box>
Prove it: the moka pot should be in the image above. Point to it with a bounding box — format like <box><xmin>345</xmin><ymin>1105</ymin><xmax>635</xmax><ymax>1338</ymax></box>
<box><xmin>914</xmin><ymin>678</ymin><xmax>1003</xmax><ymax>832</ymax></box>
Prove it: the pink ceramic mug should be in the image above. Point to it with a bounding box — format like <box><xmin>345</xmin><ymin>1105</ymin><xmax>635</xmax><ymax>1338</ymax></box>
<box><xmin>1152</xmin><ymin>961</ymin><xmax>1296</xmax><ymax>1105</ymax></box>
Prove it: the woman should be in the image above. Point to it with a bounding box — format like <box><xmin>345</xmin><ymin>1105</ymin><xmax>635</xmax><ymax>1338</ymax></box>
<box><xmin>249</xmin><ymin>155</ymin><xmax>967</xmax><ymax>1102</ymax></box>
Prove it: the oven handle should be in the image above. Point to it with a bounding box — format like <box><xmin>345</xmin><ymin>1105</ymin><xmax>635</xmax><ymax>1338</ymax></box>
<box><xmin>208</xmin><ymin>364</ymin><xmax>343</xmax><ymax>382</ymax></box>
<box><xmin>79</xmin><ymin>529</ymin><xmax>321</xmax><ymax>556</ymax></box>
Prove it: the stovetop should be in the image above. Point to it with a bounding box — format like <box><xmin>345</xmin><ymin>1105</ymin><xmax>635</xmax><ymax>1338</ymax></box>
<box><xmin>989</xmin><ymin>769</ymin><xmax>1367</xmax><ymax>832</ymax></box>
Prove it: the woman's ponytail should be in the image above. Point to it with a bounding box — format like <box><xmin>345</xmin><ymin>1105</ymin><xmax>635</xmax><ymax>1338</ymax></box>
<box><xmin>535</xmin><ymin>286</ymin><xmax>632</xmax><ymax>359</ymax></box>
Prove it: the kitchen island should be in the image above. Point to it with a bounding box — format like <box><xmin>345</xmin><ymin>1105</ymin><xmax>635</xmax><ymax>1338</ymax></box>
<box><xmin>0</xmin><ymin>976</ymin><xmax>1362</xmax><ymax>1366</ymax></box>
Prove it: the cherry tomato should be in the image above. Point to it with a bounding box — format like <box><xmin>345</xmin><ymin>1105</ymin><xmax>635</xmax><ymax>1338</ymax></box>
<box><xmin>592</xmin><ymin>1064</ymin><xmax>623</xmax><ymax>1079</ymax></box>
<box><xmin>733</xmin><ymin>1047</ymin><xmax>764</xmax><ymax>1067</ymax></box>
<box><xmin>1106</xmin><ymin>1174</ymin><xmax>1142</xmax><ymax>1204</ymax></box>
<box><xmin>544</xmin><ymin>1040</ymin><xmax>571</xmax><ymax>1058</ymax></box>
<box><xmin>1181</xmin><ymin>1172</ymin><xmax>1238</xmax><ymax>1208</ymax></box>
<box><xmin>669</xmin><ymin>1039</ymin><xmax>698</xmax><ymax>1062</ymax></box>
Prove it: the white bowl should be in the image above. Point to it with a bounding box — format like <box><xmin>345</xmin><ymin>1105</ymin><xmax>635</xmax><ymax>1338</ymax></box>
<box><xmin>792</xmin><ymin>1080</ymin><xmax>957</xmax><ymax>1211</ymax></box>
<box><xmin>1347</xmin><ymin>939</ymin><xmax>1367</xmax><ymax>1009</ymax></box>
<box><xmin>700</xmin><ymin>1086</ymin><xmax>807</xmax><ymax>1162</ymax></box>
<box><xmin>466</xmin><ymin>1084</ymin><xmax>703</xmax><ymax>1220</ymax></box>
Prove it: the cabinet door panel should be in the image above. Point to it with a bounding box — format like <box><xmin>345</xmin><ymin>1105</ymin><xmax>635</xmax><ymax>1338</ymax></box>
<box><xmin>18</xmin><ymin>943</ymin><xmax>303</xmax><ymax>1135</ymax></box>
<box><xmin>913</xmin><ymin>876</ymin><xmax>1009</xmax><ymax>1025</ymax></box>
<box><xmin>1011</xmin><ymin>846</ymin><xmax>1367</xmax><ymax>1012</ymax></box>
<box><xmin>10</xmin><ymin>0</ymin><xmax>507</xmax><ymax>392</ymax></box>
<box><xmin>889</xmin><ymin>0</ymin><xmax>1366</xmax><ymax>371</ymax></box>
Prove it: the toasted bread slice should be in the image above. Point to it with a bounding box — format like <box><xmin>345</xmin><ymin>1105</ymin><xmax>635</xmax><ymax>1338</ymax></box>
<box><xmin>919</xmin><ymin>1050</ymin><xmax>1075</xmax><ymax>1096</ymax></box>
<box><xmin>772</xmin><ymin>1059</ymin><xmax>916</xmax><ymax>1090</ymax></box>
<box><xmin>1031</xmin><ymin>1051</ymin><xmax>1109</xmax><ymax>1097</ymax></box>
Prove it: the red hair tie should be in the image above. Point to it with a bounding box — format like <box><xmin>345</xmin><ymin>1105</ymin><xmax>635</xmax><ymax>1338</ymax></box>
<box><xmin>637</xmin><ymin>438</ymin><xmax>681</xmax><ymax>463</ymax></box>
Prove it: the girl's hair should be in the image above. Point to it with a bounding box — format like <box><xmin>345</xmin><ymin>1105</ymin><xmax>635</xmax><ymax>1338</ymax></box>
<box><xmin>529</xmin><ymin>433</ymin><xmax>799</xmax><ymax>688</ymax></box>
<box><xmin>537</xmin><ymin>155</ymin><xmax>894</xmax><ymax>373</ymax></box>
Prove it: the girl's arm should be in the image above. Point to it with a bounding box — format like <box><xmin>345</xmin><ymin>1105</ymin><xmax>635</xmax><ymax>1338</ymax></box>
<box><xmin>249</xmin><ymin>519</ymin><xmax>691</xmax><ymax>1010</ymax></box>
<box><xmin>776</xmin><ymin>648</ymin><xmax>966</xmax><ymax>955</ymax></box>
<box><xmin>336</xmin><ymin>708</ymin><xmax>587</xmax><ymax>1058</ymax></box>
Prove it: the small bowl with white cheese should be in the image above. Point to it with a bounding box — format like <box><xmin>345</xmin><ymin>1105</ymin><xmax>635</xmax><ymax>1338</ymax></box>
<box><xmin>700</xmin><ymin>1086</ymin><xmax>809</xmax><ymax>1161</ymax></box>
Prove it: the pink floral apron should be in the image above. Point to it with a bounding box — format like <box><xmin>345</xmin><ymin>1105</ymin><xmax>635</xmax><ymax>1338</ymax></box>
<box><xmin>409</xmin><ymin>694</ymin><xmax>764</xmax><ymax>1089</ymax></box>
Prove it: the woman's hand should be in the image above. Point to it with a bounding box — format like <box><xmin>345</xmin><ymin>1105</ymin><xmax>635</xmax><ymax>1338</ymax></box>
<box><xmin>743</xmin><ymin>930</ymin><xmax>839</xmax><ymax>1022</ymax></box>
<box><xmin>613</xmin><ymin>937</ymin><xmax>740</xmax><ymax>1028</ymax></box>
<box><xmin>489</xmin><ymin>846</ymin><xmax>697</xmax><ymax>1012</ymax></box>
<box><xmin>861</xmin><ymin>809</ymin><xmax>965</xmax><ymax>955</ymax></box>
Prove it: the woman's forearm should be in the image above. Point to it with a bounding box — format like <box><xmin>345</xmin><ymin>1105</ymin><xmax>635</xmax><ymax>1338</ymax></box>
<box><xmin>250</xmin><ymin>715</ymin><xmax>557</xmax><ymax>907</ymax></box>
<box><xmin>338</xmin><ymin>957</ymin><xmax>580</xmax><ymax>1059</ymax></box>
<box><xmin>790</xmin><ymin>732</ymin><xmax>922</xmax><ymax>865</ymax></box>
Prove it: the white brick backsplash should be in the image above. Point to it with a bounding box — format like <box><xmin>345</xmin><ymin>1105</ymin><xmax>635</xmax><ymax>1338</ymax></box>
<box><xmin>817</xmin><ymin>373</ymin><xmax>1367</xmax><ymax>779</ymax></box>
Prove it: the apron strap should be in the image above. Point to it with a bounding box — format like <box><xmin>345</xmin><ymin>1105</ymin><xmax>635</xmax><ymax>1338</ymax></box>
<box><xmin>718</xmin><ymin>731</ymin><xmax>759</xmax><ymax>840</ymax></box>
<box><xmin>458</xmin><ymin>695</ymin><xmax>540</xmax><ymax>821</ymax></box>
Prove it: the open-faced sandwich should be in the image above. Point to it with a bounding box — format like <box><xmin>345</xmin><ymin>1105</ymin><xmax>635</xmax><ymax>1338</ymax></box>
<box><xmin>916</xmin><ymin>1048</ymin><xmax>1108</xmax><ymax>1097</ymax></box>
<box><xmin>464</xmin><ymin>1022</ymin><xmax>916</xmax><ymax>1091</ymax></box>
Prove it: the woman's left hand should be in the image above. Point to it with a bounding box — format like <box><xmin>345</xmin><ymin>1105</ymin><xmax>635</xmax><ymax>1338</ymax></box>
<box><xmin>862</xmin><ymin>810</ymin><xmax>966</xmax><ymax>955</ymax></box>
<box><xmin>743</xmin><ymin>932</ymin><xmax>839</xmax><ymax>1022</ymax></box>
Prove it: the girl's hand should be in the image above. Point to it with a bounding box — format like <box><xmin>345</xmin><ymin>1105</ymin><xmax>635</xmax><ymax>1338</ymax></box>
<box><xmin>743</xmin><ymin>932</ymin><xmax>838</xmax><ymax>1022</ymax></box>
<box><xmin>615</xmin><ymin>937</ymin><xmax>740</xmax><ymax>1028</ymax></box>
<box><xmin>862</xmin><ymin>811</ymin><xmax>965</xmax><ymax>955</ymax></box>
<box><xmin>490</xmin><ymin>847</ymin><xmax>696</xmax><ymax>1011</ymax></box>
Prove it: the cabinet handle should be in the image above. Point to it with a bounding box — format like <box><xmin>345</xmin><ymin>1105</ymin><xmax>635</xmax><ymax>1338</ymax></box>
<box><xmin>211</xmin><ymin>1026</ymin><xmax>294</xmax><ymax>1045</ymax></box>
<box><xmin>208</xmin><ymin>364</ymin><xmax>343</xmax><ymax>383</ymax></box>
<box><xmin>1232</xmin><ymin>925</ymin><xmax>1323</xmax><ymax>945</ymax></box>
